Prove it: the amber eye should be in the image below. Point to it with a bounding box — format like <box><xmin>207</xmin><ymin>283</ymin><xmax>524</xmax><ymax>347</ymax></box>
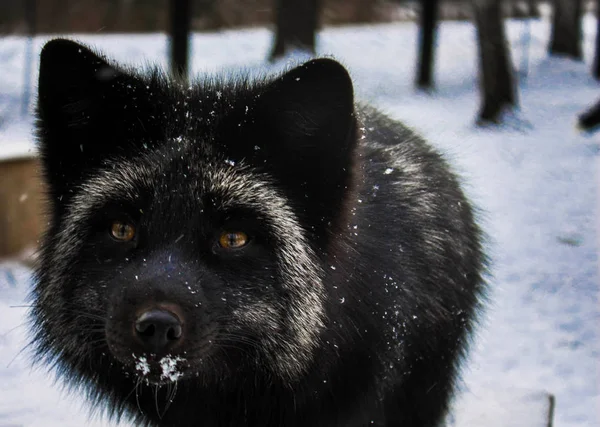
<box><xmin>110</xmin><ymin>221</ymin><xmax>136</xmax><ymax>242</ymax></box>
<box><xmin>218</xmin><ymin>231</ymin><xmax>249</xmax><ymax>249</ymax></box>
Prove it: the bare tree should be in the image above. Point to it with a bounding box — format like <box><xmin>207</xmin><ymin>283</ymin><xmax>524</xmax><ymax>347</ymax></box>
<box><xmin>548</xmin><ymin>0</ymin><xmax>583</xmax><ymax>60</ymax></box>
<box><xmin>473</xmin><ymin>0</ymin><xmax>518</xmax><ymax>124</ymax></box>
<box><xmin>416</xmin><ymin>0</ymin><xmax>440</xmax><ymax>90</ymax></box>
<box><xmin>269</xmin><ymin>0</ymin><xmax>320</xmax><ymax>61</ymax></box>
<box><xmin>169</xmin><ymin>0</ymin><xmax>192</xmax><ymax>81</ymax></box>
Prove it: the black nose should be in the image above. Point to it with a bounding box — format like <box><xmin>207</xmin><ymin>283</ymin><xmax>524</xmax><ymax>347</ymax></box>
<box><xmin>134</xmin><ymin>309</ymin><xmax>183</xmax><ymax>353</ymax></box>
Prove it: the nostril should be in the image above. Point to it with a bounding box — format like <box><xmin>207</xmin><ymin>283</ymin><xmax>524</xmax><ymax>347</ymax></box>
<box><xmin>167</xmin><ymin>324</ymin><xmax>182</xmax><ymax>340</ymax></box>
<box><xmin>134</xmin><ymin>309</ymin><xmax>183</xmax><ymax>351</ymax></box>
<box><xmin>135</xmin><ymin>322</ymin><xmax>156</xmax><ymax>337</ymax></box>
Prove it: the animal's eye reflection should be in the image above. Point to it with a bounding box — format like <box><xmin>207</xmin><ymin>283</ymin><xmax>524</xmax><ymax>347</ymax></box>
<box><xmin>219</xmin><ymin>231</ymin><xmax>249</xmax><ymax>249</ymax></box>
<box><xmin>110</xmin><ymin>221</ymin><xmax>136</xmax><ymax>242</ymax></box>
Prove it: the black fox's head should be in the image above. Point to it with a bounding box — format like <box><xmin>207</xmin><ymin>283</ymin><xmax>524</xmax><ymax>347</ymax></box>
<box><xmin>31</xmin><ymin>38</ymin><xmax>359</xmax><ymax>394</ymax></box>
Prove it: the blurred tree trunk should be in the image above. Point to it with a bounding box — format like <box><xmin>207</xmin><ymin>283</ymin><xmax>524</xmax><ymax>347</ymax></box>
<box><xmin>269</xmin><ymin>0</ymin><xmax>320</xmax><ymax>61</ymax></box>
<box><xmin>578</xmin><ymin>97</ymin><xmax>600</xmax><ymax>132</ymax></box>
<box><xmin>593</xmin><ymin>0</ymin><xmax>600</xmax><ymax>79</ymax></box>
<box><xmin>169</xmin><ymin>0</ymin><xmax>192</xmax><ymax>81</ymax></box>
<box><xmin>416</xmin><ymin>0</ymin><xmax>439</xmax><ymax>90</ymax></box>
<box><xmin>473</xmin><ymin>0</ymin><xmax>518</xmax><ymax>124</ymax></box>
<box><xmin>548</xmin><ymin>0</ymin><xmax>583</xmax><ymax>60</ymax></box>
<box><xmin>528</xmin><ymin>0</ymin><xmax>540</xmax><ymax>18</ymax></box>
<box><xmin>512</xmin><ymin>0</ymin><xmax>540</xmax><ymax>18</ymax></box>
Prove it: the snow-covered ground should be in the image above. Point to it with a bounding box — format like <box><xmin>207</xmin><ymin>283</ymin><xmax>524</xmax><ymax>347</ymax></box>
<box><xmin>1</xmin><ymin>13</ymin><xmax>599</xmax><ymax>427</ymax></box>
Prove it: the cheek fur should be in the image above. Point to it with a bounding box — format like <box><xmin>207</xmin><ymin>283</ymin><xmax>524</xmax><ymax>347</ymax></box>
<box><xmin>230</xmin><ymin>300</ymin><xmax>281</xmax><ymax>333</ymax></box>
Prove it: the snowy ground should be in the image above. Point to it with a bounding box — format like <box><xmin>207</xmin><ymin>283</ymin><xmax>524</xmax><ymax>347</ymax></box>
<box><xmin>1</xmin><ymin>13</ymin><xmax>599</xmax><ymax>427</ymax></box>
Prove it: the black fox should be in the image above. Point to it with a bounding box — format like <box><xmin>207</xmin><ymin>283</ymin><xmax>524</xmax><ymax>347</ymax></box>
<box><xmin>30</xmin><ymin>39</ymin><xmax>487</xmax><ymax>427</ymax></box>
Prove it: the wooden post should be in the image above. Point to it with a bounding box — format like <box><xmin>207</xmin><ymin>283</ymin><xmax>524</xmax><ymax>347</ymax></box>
<box><xmin>0</xmin><ymin>157</ymin><xmax>45</xmax><ymax>259</ymax></box>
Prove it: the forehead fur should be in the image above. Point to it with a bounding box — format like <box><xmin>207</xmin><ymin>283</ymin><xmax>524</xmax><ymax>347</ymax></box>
<box><xmin>75</xmin><ymin>138</ymin><xmax>292</xmax><ymax>219</ymax></box>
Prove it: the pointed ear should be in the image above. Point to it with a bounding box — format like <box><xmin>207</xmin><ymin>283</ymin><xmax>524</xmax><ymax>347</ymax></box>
<box><xmin>36</xmin><ymin>39</ymin><xmax>153</xmax><ymax>199</ymax></box>
<box><xmin>259</xmin><ymin>58</ymin><xmax>356</xmax><ymax>158</ymax></box>
<box><xmin>38</xmin><ymin>38</ymin><xmax>120</xmax><ymax>121</ymax></box>
<box><xmin>253</xmin><ymin>59</ymin><xmax>358</xmax><ymax>231</ymax></box>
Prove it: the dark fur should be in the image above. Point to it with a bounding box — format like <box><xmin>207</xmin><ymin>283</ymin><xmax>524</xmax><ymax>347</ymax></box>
<box><xmin>30</xmin><ymin>39</ymin><xmax>488</xmax><ymax>427</ymax></box>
